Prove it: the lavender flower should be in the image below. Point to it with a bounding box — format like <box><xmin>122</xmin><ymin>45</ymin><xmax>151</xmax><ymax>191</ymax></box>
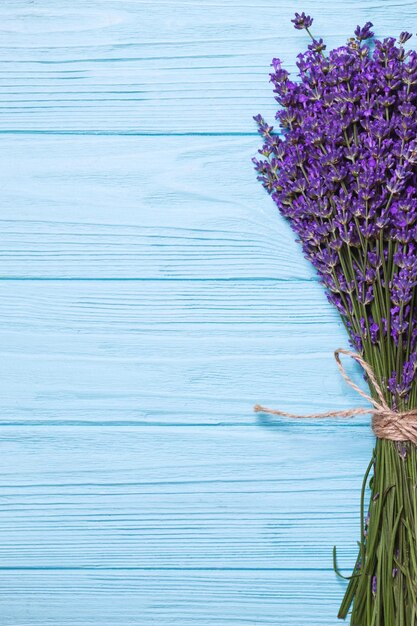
<box><xmin>354</xmin><ymin>22</ymin><xmax>374</xmax><ymax>41</ymax></box>
<box><xmin>253</xmin><ymin>16</ymin><xmax>417</xmax><ymax>625</ymax></box>
<box><xmin>253</xmin><ymin>17</ymin><xmax>417</xmax><ymax>407</ymax></box>
<box><xmin>399</xmin><ymin>31</ymin><xmax>413</xmax><ymax>45</ymax></box>
<box><xmin>291</xmin><ymin>12</ymin><xmax>313</xmax><ymax>30</ymax></box>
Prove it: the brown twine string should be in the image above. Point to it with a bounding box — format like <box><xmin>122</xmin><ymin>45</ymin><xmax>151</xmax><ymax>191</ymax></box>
<box><xmin>254</xmin><ymin>348</ymin><xmax>417</xmax><ymax>445</ymax></box>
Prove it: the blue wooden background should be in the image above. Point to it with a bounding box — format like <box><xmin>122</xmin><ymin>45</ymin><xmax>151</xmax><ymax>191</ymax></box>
<box><xmin>0</xmin><ymin>1</ymin><xmax>412</xmax><ymax>624</ymax></box>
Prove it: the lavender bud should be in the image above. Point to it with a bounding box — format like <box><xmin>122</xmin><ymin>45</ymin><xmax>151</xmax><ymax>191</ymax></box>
<box><xmin>399</xmin><ymin>31</ymin><xmax>413</xmax><ymax>44</ymax></box>
<box><xmin>354</xmin><ymin>22</ymin><xmax>374</xmax><ymax>41</ymax></box>
<box><xmin>291</xmin><ymin>12</ymin><xmax>313</xmax><ymax>31</ymax></box>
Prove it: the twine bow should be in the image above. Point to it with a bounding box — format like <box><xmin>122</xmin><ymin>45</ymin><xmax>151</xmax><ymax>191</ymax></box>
<box><xmin>254</xmin><ymin>348</ymin><xmax>417</xmax><ymax>445</ymax></box>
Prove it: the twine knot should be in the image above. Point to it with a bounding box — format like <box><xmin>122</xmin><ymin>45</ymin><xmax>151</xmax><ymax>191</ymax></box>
<box><xmin>254</xmin><ymin>348</ymin><xmax>417</xmax><ymax>445</ymax></box>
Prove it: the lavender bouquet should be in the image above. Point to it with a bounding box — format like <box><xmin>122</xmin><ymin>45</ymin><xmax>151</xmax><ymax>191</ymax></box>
<box><xmin>253</xmin><ymin>15</ymin><xmax>417</xmax><ymax>625</ymax></box>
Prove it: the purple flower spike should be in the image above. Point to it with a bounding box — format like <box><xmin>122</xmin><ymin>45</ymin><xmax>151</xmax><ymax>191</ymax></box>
<box><xmin>291</xmin><ymin>12</ymin><xmax>313</xmax><ymax>31</ymax></box>
<box><xmin>354</xmin><ymin>21</ymin><xmax>374</xmax><ymax>41</ymax></box>
<box><xmin>308</xmin><ymin>38</ymin><xmax>326</xmax><ymax>53</ymax></box>
<box><xmin>253</xmin><ymin>15</ymin><xmax>417</xmax><ymax>407</ymax></box>
<box><xmin>399</xmin><ymin>31</ymin><xmax>413</xmax><ymax>44</ymax></box>
<box><xmin>253</xmin><ymin>14</ymin><xmax>417</xmax><ymax>624</ymax></box>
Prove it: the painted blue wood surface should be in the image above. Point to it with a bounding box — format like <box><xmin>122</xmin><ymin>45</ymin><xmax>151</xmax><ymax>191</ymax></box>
<box><xmin>0</xmin><ymin>1</ymin><xmax>412</xmax><ymax>624</ymax></box>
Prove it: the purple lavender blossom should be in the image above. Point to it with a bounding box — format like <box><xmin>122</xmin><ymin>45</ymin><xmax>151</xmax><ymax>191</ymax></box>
<box><xmin>291</xmin><ymin>12</ymin><xmax>313</xmax><ymax>31</ymax></box>
<box><xmin>354</xmin><ymin>22</ymin><xmax>374</xmax><ymax>41</ymax></box>
<box><xmin>253</xmin><ymin>17</ymin><xmax>417</xmax><ymax>406</ymax></box>
<box><xmin>399</xmin><ymin>31</ymin><xmax>413</xmax><ymax>45</ymax></box>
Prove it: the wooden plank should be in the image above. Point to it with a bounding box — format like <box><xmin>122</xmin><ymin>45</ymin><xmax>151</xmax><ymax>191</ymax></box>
<box><xmin>0</xmin><ymin>2</ymin><xmax>398</xmax><ymax>624</ymax></box>
<box><xmin>0</xmin><ymin>425</ymin><xmax>370</xmax><ymax>571</ymax></box>
<box><xmin>0</xmin><ymin>570</ymin><xmax>346</xmax><ymax>625</ymax></box>
<box><xmin>0</xmin><ymin>135</ymin><xmax>316</xmax><ymax>280</ymax></box>
<box><xmin>0</xmin><ymin>0</ymin><xmax>414</xmax><ymax>133</ymax></box>
<box><xmin>0</xmin><ymin>278</ymin><xmax>375</xmax><ymax>424</ymax></box>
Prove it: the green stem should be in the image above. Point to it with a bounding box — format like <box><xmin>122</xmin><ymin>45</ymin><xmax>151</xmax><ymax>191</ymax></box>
<box><xmin>338</xmin><ymin>439</ymin><xmax>417</xmax><ymax>625</ymax></box>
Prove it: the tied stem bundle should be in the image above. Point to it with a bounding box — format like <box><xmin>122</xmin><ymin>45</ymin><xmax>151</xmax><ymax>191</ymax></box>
<box><xmin>253</xmin><ymin>13</ymin><xmax>417</xmax><ymax>626</ymax></box>
<box><xmin>255</xmin><ymin>348</ymin><xmax>417</xmax><ymax>445</ymax></box>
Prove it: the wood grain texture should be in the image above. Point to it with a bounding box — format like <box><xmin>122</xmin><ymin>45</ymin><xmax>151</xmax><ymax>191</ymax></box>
<box><xmin>0</xmin><ymin>135</ymin><xmax>316</xmax><ymax>280</ymax></box>
<box><xmin>0</xmin><ymin>425</ymin><xmax>368</xmax><ymax>569</ymax></box>
<box><xmin>0</xmin><ymin>0</ymin><xmax>415</xmax><ymax>133</ymax></box>
<box><xmin>0</xmin><ymin>571</ymin><xmax>346</xmax><ymax>625</ymax></box>
<box><xmin>0</xmin><ymin>0</ymin><xmax>408</xmax><ymax>624</ymax></box>
<box><xmin>0</xmin><ymin>281</ymin><xmax>372</xmax><ymax>426</ymax></box>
